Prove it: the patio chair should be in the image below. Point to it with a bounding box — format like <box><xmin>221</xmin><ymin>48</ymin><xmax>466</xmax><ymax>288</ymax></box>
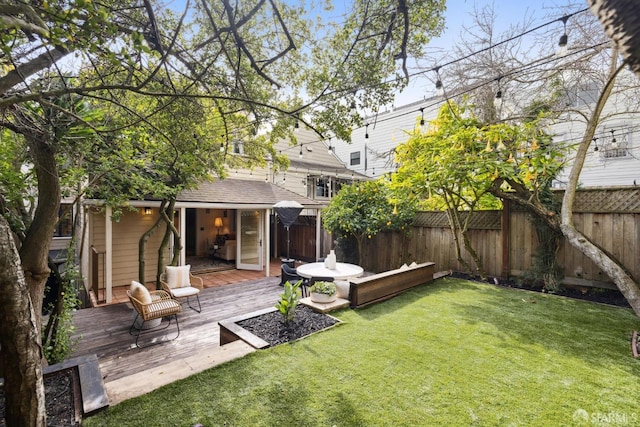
<box><xmin>127</xmin><ymin>281</ymin><xmax>181</xmax><ymax>348</ymax></box>
<box><xmin>281</xmin><ymin>264</ymin><xmax>309</xmax><ymax>297</ymax></box>
<box><xmin>160</xmin><ymin>265</ymin><xmax>203</xmax><ymax>313</ymax></box>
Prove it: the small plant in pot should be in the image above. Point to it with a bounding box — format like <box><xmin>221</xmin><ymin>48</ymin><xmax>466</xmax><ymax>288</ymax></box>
<box><xmin>309</xmin><ymin>281</ymin><xmax>337</xmax><ymax>303</ymax></box>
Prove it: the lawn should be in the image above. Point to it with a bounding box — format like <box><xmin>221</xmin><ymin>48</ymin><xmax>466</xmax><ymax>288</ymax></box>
<box><xmin>85</xmin><ymin>278</ymin><xmax>640</xmax><ymax>426</ymax></box>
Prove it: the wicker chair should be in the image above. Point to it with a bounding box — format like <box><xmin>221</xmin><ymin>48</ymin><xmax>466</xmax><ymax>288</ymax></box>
<box><xmin>127</xmin><ymin>288</ymin><xmax>181</xmax><ymax>348</ymax></box>
<box><xmin>160</xmin><ymin>266</ymin><xmax>203</xmax><ymax>313</ymax></box>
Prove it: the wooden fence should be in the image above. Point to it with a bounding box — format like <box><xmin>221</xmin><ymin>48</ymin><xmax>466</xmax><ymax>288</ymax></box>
<box><xmin>356</xmin><ymin>187</ymin><xmax>640</xmax><ymax>289</ymax></box>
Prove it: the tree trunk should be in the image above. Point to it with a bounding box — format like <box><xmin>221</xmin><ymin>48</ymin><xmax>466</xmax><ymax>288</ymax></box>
<box><xmin>0</xmin><ymin>215</ymin><xmax>46</xmax><ymax>427</ymax></box>
<box><xmin>560</xmin><ymin>53</ymin><xmax>640</xmax><ymax>317</ymax></box>
<box><xmin>139</xmin><ymin>204</ymin><xmax>165</xmax><ymax>285</ymax></box>
<box><xmin>444</xmin><ymin>206</ymin><xmax>475</xmax><ymax>276</ymax></box>
<box><xmin>19</xmin><ymin>137</ymin><xmax>61</xmax><ymax>328</ymax></box>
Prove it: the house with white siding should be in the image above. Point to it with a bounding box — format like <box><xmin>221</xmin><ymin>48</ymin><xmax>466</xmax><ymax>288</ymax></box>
<box><xmin>333</xmin><ymin>77</ymin><xmax>640</xmax><ymax>188</ymax></box>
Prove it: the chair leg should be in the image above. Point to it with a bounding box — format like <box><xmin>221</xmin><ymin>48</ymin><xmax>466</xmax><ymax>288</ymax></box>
<box><xmin>131</xmin><ymin>314</ymin><xmax>180</xmax><ymax>348</ymax></box>
<box><xmin>129</xmin><ymin>314</ymin><xmax>141</xmax><ymax>335</ymax></box>
<box><xmin>186</xmin><ymin>294</ymin><xmax>202</xmax><ymax>313</ymax></box>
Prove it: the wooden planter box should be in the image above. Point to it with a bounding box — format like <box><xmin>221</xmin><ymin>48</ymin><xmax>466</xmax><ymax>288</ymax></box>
<box><xmin>218</xmin><ymin>308</ymin><xmax>274</xmax><ymax>349</ymax></box>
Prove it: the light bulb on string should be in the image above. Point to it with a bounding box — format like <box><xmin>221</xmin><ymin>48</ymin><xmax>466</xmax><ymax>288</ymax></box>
<box><xmin>365</xmin><ymin>124</ymin><xmax>369</xmax><ymax>139</ymax></box>
<box><xmin>327</xmin><ymin>137</ymin><xmax>333</xmax><ymax>154</ymax></box>
<box><xmin>419</xmin><ymin>108</ymin><xmax>425</xmax><ymax>126</ymax></box>
<box><xmin>433</xmin><ymin>67</ymin><xmax>444</xmax><ymax>97</ymax></box>
<box><xmin>557</xmin><ymin>15</ymin><xmax>569</xmax><ymax>57</ymax></box>
<box><xmin>592</xmin><ymin>137</ymin><xmax>599</xmax><ymax>152</ymax></box>
<box><xmin>610</xmin><ymin>130</ymin><xmax>617</xmax><ymax>148</ymax></box>
<box><xmin>299</xmin><ymin>143</ymin><xmax>303</xmax><ymax>158</ymax></box>
<box><xmin>495</xmin><ymin>76</ymin><xmax>503</xmax><ymax>108</ymax></box>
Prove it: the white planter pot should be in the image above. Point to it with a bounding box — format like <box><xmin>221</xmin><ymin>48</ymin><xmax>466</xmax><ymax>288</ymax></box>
<box><xmin>310</xmin><ymin>292</ymin><xmax>337</xmax><ymax>304</ymax></box>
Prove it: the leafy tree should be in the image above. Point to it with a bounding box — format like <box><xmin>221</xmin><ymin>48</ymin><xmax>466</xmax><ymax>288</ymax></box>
<box><xmin>420</xmin><ymin>4</ymin><xmax>640</xmax><ymax>313</ymax></box>
<box><xmin>0</xmin><ymin>1</ymin><xmax>448</xmax><ymax>424</ymax></box>
<box><xmin>394</xmin><ymin>103</ymin><xmax>498</xmax><ymax>278</ymax></box>
<box><xmin>322</xmin><ymin>179</ymin><xmax>415</xmax><ymax>266</ymax></box>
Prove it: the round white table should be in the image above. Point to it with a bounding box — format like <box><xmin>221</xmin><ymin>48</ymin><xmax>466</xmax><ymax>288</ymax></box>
<box><xmin>296</xmin><ymin>262</ymin><xmax>364</xmax><ymax>280</ymax></box>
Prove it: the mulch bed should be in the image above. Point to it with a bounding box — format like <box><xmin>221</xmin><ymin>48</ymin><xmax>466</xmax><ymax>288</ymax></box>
<box><xmin>0</xmin><ymin>368</ymin><xmax>79</xmax><ymax>427</ymax></box>
<box><xmin>237</xmin><ymin>305</ymin><xmax>339</xmax><ymax>347</ymax></box>
<box><xmin>450</xmin><ymin>271</ymin><xmax>632</xmax><ymax>308</ymax></box>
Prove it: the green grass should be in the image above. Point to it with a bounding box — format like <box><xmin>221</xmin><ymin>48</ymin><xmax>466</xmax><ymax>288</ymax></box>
<box><xmin>85</xmin><ymin>279</ymin><xmax>640</xmax><ymax>426</ymax></box>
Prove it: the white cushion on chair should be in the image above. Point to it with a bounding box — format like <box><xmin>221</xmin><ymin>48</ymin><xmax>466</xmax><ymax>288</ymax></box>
<box><xmin>170</xmin><ymin>286</ymin><xmax>200</xmax><ymax>298</ymax></box>
<box><xmin>130</xmin><ymin>280</ymin><xmax>152</xmax><ymax>304</ymax></box>
<box><xmin>166</xmin><ymin>265</ymin><xmax>191</xmax><ymax>288</ymax></box>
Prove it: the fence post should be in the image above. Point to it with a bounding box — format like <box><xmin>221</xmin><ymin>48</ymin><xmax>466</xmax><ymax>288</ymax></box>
<box><xmin>501</xmin><ymin>200</ymin><xmax>510</xmax><ymax>279</ymax></box>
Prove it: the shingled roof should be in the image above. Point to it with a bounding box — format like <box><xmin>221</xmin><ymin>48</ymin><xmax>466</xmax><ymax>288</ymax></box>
<box><xmin>177</xmin><ymin>179</ymin><xmax>324</xmax><ymax>208</ymax></box>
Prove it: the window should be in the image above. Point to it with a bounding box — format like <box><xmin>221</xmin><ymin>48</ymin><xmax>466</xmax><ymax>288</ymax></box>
<box><xmin>54</xmin><ymin>204</ymin><xmax>73</xmax><ymax>237</ymax></box>
<box><xmin>350</xmin><ymin>151</ymin><xmax>361</xmax><ymax>166</ymax></box>
<box><xmin>315</xmin><ymin>177</ymin><xmax>329</xmax><ymax>198</ymax></box>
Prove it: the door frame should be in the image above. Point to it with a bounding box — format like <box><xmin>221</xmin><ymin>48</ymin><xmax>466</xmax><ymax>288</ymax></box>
<box><xmin>236</xmin><ymin>209</ymin><xmax>263</xmax><ymax>271</ymax></box>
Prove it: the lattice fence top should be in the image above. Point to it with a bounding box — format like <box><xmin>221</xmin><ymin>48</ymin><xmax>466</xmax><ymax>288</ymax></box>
<box><xmin>412</xmin><ymin>188</ymin><xmax>639</xmax><ymax>228</ymax></box>
<box><xmin>553</xmin><ymin>187</ymin><xmax>640</xmax><ymax>213</ymax></box>
<box><xmin>414</xmin><ymin>211</ymin><xmax>502</xmax><ymax>230</ymax></box>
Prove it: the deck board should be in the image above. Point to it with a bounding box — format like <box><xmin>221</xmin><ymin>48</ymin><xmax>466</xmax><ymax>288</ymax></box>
<box><xmin>70</xmin><ymin>276</ymin><xmax>282</xmax><ymax>383</ymax></box>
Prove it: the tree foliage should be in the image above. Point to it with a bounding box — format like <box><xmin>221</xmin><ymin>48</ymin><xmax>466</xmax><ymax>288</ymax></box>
<box><xmin>0</xmin><ymin>1</ymin><xmax>449</xmax><ymax>424</ymax></box>
<box><xmin>322</xmin><ymin>179</ymin><xmax>415</xmax><ymax>266</ymax></box>
<box><xmin>393</xmin><ymin>101</ymin><xmax>565</xmax><ymax>278</ymax></box>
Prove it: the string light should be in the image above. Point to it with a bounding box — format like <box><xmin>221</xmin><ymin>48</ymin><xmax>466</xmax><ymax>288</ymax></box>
<box><xmin>365</xmin><ymin>124</ymin><xmax>369</xmax><ymax>139</ymax></box>
<box><xmin>241</xmin><ymin>8</ymin><xmax>598</xmax><ymax>164</ymax></box>
<box><xmin>592</xmin><ymin>137</ymin><xmax>599</xmax><ymax>152</ymax></box>
<box><xmin>610</xmin><ymin>130</ymin><xmax>617</xmax><ymax>148</ymax></box>
<box><xmin>327</xmin><ymin>137</ymin><xmax>333</xmax><ymax>153</ymax></box>
<box><xmin>557</xmin><ymin>15</ymin><xmax>570</xmax><ymax>57</ymax></box>
<box><xmin>433</xmin><ymin>66</ymin><xmax>444</xmax><ymax>96</ymax></box>
<box><xmin>558</xmin><ymin>16</ymin><xmax>569</xmax><ymax>47</ymax></box>
<box><xmin>349</xmin><ymin>40</ymin><xmax>607</xmax><ymax>136</ymax></box>
<box><xmin>495</xmin><ymin>76</ymin><xmax>503</xmax><ymax>108</ymax></box>
<box><xmin>420</xmin><ymin>108</ymin><xmax>425</xmax><ymax>126</ymax></box>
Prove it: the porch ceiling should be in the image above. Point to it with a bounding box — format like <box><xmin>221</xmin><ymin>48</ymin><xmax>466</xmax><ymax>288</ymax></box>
<box><xmin>177</xmin><ymin>178</ymin><xmax>325</xmax><ymax>209</ymax></box>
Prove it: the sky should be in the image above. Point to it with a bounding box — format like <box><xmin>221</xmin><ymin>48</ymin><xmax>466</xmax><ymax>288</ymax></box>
<box><xmin>392</xmin><ymin>0</ymin><xmax>580</xmax><ymax>106</ymax></box>
<box><xmin>164</xmin><ymin>0</ymin><xmax>583</xmax><ymax>106</ymax></box>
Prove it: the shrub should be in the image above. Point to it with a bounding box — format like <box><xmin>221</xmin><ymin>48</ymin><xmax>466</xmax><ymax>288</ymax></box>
<box><xmin>309</xmin><ymin>281</ymin><xmax>336</xmax><ymax>296</ymax></box>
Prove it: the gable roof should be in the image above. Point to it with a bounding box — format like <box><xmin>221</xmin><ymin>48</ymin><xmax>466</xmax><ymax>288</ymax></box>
<box><xmin>274</xmin><ymin>128</ymin><xmax>364</xmax><ymax>178</ymax></box>
<box><xmin>177</xmin><ymin>178</ymin><xmax>325</xmax><ymax>208</ymax></box>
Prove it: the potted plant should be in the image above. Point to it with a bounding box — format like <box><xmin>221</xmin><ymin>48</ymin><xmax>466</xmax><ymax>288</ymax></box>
<box><xmin>309</xmin><ymin>281</ymin><xmax>337</xmax><ymax>303</ymax></box>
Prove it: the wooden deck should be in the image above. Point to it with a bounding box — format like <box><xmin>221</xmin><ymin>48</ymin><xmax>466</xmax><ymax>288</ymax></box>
<box><xmin>70</xmin><ymin>268</ymin><xmax>283</xmax><ymax>387</ymax></box>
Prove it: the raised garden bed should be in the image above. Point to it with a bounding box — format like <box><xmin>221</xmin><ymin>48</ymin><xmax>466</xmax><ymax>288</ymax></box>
<box><xmin>219</xmin><ymin>306</ymin><xmax>340</xmax><ymax>348</ymax></box>
<box><xmin>0</xmin><ymin>354</ymin><xmax>108</xmax><ymax>426</ymax></box>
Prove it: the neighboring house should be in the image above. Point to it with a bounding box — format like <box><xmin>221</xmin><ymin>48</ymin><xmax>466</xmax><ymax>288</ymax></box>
<box><xmin>333</xmin><ymin>98</ymin><xmax>441</xmax><ymax>179</ymax></box>
<box><xmin>79</xmin><ymin>128</ymin><xmax>366</xmax><ymax>304</ymax></box>
<box><xmin>551</xmin><ymin>76</ymin><xmax>640</xmax><ymax>188</ymax></box>
<box><xmin>334</xmin><ymin>79</ymin><xmax>640</xmax><ymax>188</ymax></box>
